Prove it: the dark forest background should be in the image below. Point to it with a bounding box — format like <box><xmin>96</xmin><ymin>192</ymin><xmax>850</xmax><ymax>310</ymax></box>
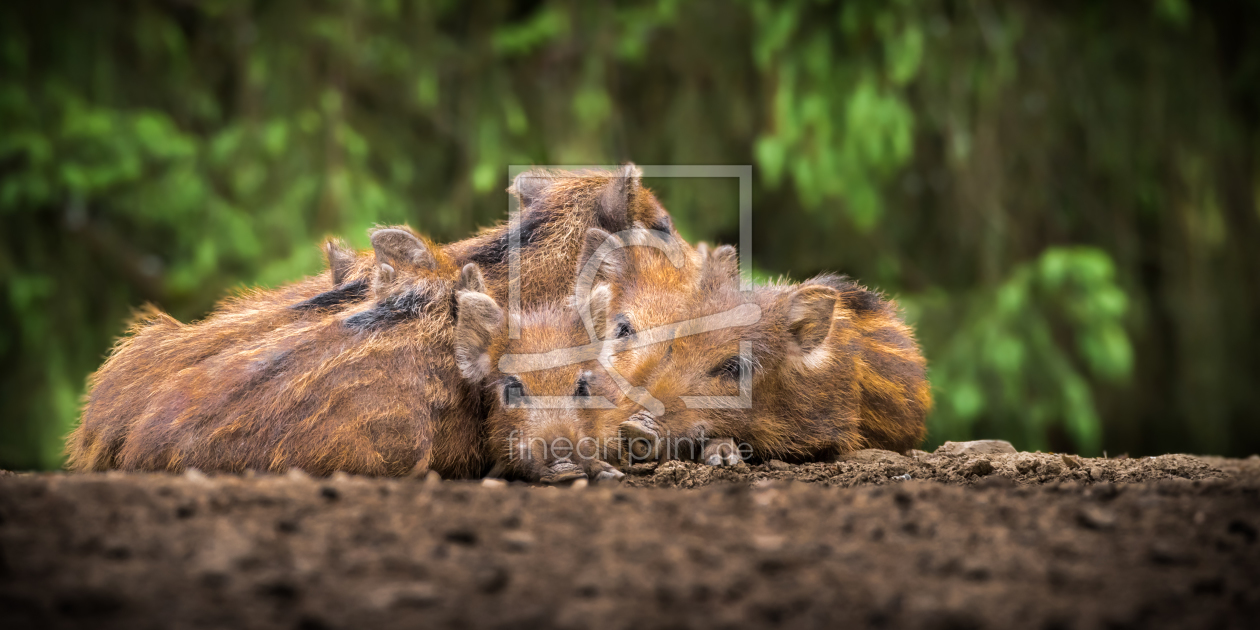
<box><xmin>2</xmin><ymin>0</ymin><xmax>1259</xmax><ymax>470</ymax></box>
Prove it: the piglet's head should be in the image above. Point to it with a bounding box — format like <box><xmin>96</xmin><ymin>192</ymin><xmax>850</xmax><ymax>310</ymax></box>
<box><xmin>612</xmin><ymin>248</ymin><xmax>875</xmax><ymax>463</ymax></box>
<box><xmin>453</xmin><ymin>272</ymin><xmax>623</xmax><ymax>484</ymax></box>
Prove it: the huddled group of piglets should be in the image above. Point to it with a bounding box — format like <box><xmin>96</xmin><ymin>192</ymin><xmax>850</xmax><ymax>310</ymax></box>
<box><xmin>68</xmin><ymin>165</ymin><xmax>930</xmax><ymax>483</ymax></box>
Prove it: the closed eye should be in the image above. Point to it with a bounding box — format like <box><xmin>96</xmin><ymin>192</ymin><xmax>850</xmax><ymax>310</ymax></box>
<box><xmin>612</xmin><ymin>314</ymin><xmax>635</xmax><ymax>339</ymax></box>
<box><xmin>574</xmin><ymin>377</ymin><xmax>590</xmax><ymax>397</ymax></box>
<box><xmin>503</xmin><ymin>376</ymin><xmax>525</xmax><ymax>402</ymax></box>
<box><xmin>709</xmin><ymin>356</ymin><xmax>752</xmax><ymax>381</ymax></box>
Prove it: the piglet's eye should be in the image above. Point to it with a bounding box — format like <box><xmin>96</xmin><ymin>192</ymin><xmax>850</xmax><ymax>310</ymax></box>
<box><xmin>503</xmin><ymin>376</ymin><xmax>525</xmax><ymax>401</ymax></box>
<box><xmin>574</xmin><ymin>377</ymin><xmax>590</xmax><ymax>397</ymax></box>
<box><xmin>612</xmin><ymin>315</ymin><xmax>635</xmax><ymax>339</ymax></box>
<box><xmin>710</xmin><ymin>356</ymin><xmax>751</xmax><ymax>381</ymax></box>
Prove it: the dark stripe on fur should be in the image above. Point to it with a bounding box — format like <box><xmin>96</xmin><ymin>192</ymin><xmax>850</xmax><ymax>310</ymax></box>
<box><xmin>344</xmin><ymin>284</ymin><xmax>442</xmax><ymax>331</ymax></box>
<box><xmin>290</xmin><ymin>279</ymin><xmax>370</xmax><ymax>311</ymax></box>
<box><xmin>466</xmin><ymin>206</ymin><xmax>563</xmax><ymax>268</ymax></box>
<box><xmin>804</xmin><ymin>274</ymin><xmax>886</xmax><ymax>314</ymax></box>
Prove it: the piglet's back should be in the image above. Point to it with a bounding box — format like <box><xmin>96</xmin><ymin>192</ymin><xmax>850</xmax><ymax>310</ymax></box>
<box><xmin>800</xmin><ymin>274</ymin><xmax>931</xmax><ymax>453</ymax></box>
<box><xmin>111</xmin><ymin>285</ymin><xmax>481</xmax><ymax>477</ymax></box>
<box><xmin>68</xmin><ymin>240</ymin><xmax>375</xmax><ymax>472</ymax></box>
<box><xmin>71</xmin><ymin>230</ymin><xmax>488</xmax><ymax>478</ymax></box>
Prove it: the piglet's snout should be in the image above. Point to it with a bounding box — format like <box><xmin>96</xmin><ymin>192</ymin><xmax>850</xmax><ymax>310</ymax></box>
<box><xmin>619</xmin><ymin>411</ymin><xmax>662</xmax><ymax>460</ymax></box>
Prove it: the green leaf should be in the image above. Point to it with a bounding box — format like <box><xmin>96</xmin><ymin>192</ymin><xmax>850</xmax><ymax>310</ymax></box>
<box><xmin>886</xmin><ymin>24</ymin><xmax>924</xmax><ymax>85</ymax></box>
<box><xmin>492</xmin><ymin>8</ymin><xmax>570</xmax><ymax>57</ymax></box>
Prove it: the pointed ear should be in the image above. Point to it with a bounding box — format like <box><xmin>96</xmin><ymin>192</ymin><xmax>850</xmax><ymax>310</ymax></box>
<box><xmin>509</xmin><ymin>169</ymin><xmax>554</xmax><ymax>209</ymax></box>
<box><xmin>585</xmin><ymin>284</ymin><xmax>613</xmax><ymax>340</ymax></box>
<box><xmin>786</xmin><ymin>285</ymin><xmax>839</xmax><ymax>354</ymax></box>
<box><xmin>324</xmin><ymin>238</ymin><xmax>356</xmax><ymax>285</ymax></box>
<box><xmin>700</xmin><ymin>244</ymin><xmax>739</xmax><ymax>287</ymax></box>
<box><xmin>454</xmin><ymin>291</ymin><xmax>503</xmax><ymax>381</ymax></box>
<box><xmin>695</xmin><ymin>242</ymin><xmax>710</xmax><ymax>260</ymax></box>
<box><xmin>457</xmin><ymin>263</ymin><xmax>486</xmax><ymax>294</ymax></box>
<box><xmin>596</xmin><ymin>163</ymin><xmax>643</xmax><ymax>231</ymax></box>
<box><xmin>576</xmin><ymin>227</ymin><xmax>627</xmax><ymax>284</ymax></box>
<box><xmin>370</xmin><ymin>227</ymin><xmax>436</xmax><ymax>277</ymax></box>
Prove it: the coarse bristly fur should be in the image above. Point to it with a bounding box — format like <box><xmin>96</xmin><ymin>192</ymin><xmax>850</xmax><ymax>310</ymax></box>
<box><xmin>66</xmin><ymin>236</ymin><xmax>377</xmax><ymax>472</ymax></box>
<box><xmin>584</xmin><ymin>237</ymin><xmax>931</xmax><ymax>463</ymax></box>
<box><xmin>446</xmin><ymin>164</ymin><xmax>684</xmax><ymax>306</ymax></box>
<box><xmin>68</xmin><ymin>231</ymin><xmax>491</xmax><ymax>477</ymax></box>
<box><xmin>299</xmin><ymin>164</ymin><xmax>683</xmax><ymax>311</ymax></box>
<box><xmin>228</xmin><ymin>163</ymin><xmax>683</xmax><ymax>334</ymax></box>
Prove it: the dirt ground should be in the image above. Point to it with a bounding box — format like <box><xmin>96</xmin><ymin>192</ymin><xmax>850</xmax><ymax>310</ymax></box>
<box><xmin>2</xmin><ymin>446</ymin><xmax>1258</xmax><ymax>630</ymax></box>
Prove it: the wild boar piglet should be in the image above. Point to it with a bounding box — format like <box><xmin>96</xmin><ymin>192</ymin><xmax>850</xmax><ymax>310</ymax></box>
<box><xmin>454</xmin><ymin>292</ymin><xmax>625</xmax><ymax>483</ymax></box>
<box><xmin>586</xmin><ymin>241</ymin><xmax>930</xmax><ymax>465</ymax></box>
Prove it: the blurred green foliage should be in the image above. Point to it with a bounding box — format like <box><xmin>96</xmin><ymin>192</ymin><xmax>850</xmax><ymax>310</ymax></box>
<box><xmin>2</xmin><ymin>0</ymin><xmax>1258</xmax><ymax>469</ymax></box>
<box><xmin>907</xmin><ymin>247</ymin><xmax>1132</xmax><ymax>454</ymax></box>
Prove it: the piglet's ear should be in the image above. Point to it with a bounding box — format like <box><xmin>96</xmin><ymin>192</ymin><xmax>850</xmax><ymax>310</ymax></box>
<box><xmin>584</xmin><ymin>284</ymin><xmax>613</xmax><ymax>340</ymax></box>
<box><xmin>455</xmin><ymin>291</ymin><xmax>503</xmax><ymax>381</ymax></box>
<box><xmin>786</xmin><ymin>285</ymin><xmax>839</xmax><ymax>355</ymax></box>
<box><xmin>457</xmin><ymin>263</ymin><xmax>486</xmax><ymax>294</ymax></box>
<box><xmin>574</xmin><ymin>229</ymin><xmax>623</xmax><ymax>340</ymax></box>
<box><xmin>596</xmin><ymin>163</ymin><xmax>642</xmax><ymax>231</ymax></box>
<box><xmin>324</xmin><ymin>238</ymin><xmax>357</xmax><ymax>285</ymax></box>
<box><xmin>509</xmin><ymin>169</ymin><xmax>554</xmax><ymax>210</ymax></box>
<box><xmin>370</xmin><ymin>227</ymin><xmax>436</xmax><ymax>281</ymax></box>
<box><xmin>700</xmin><ymin>244</ymin><xmax>739</xmax><ymax>289</ymax></box>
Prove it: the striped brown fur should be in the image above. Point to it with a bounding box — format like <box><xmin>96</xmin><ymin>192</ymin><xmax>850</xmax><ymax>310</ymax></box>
<box><xmin>306</xmin><ymin>163</ymin><xmax>682</xmax><ymax>308</ymax></box>
<box><xmin>67</xmin><ymin>165</ymin><xmax>678</xmax><ymax>475</ymax></box>
<box><xmin>447</xmin><ymin>164</ymin><xmax>682</xmax><ymax>306</ymax></box>
<box><xmin>67</xmin><ymin>238</ymin><xmax>375</xmax><ymax>472</ymax></box>
<box><xmin>69</xmin><ymin>235</ymin><xmax>493</xmax><ymax>477</ymax></box>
